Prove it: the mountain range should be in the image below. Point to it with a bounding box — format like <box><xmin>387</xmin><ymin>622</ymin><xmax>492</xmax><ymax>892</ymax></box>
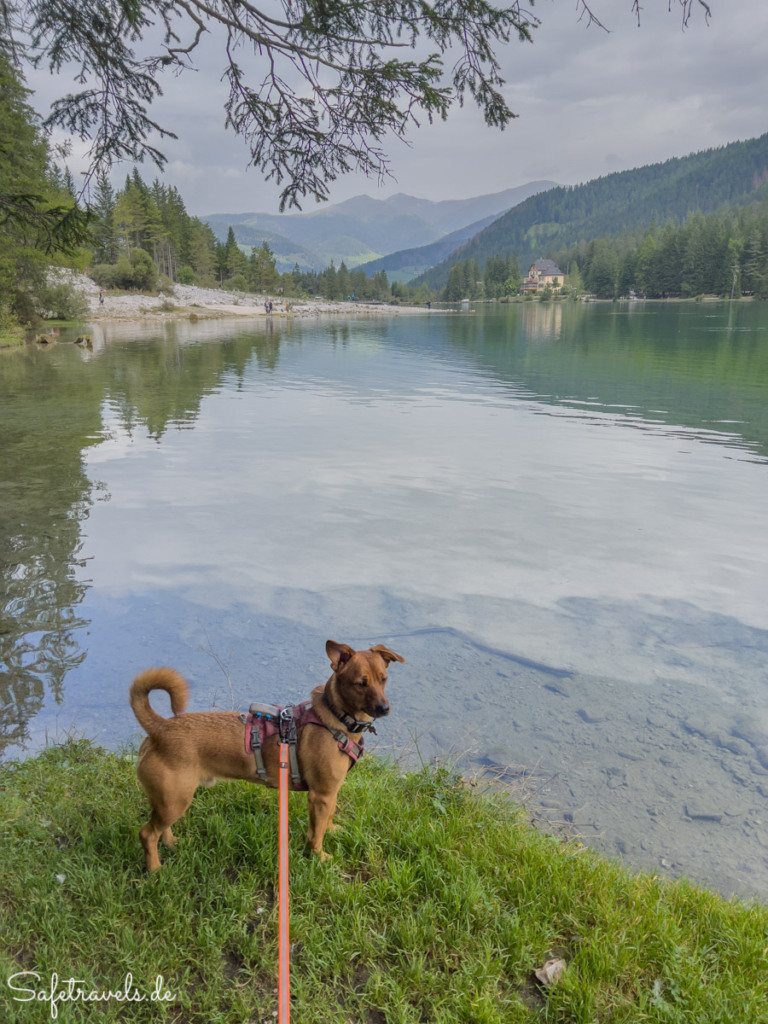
<box><xmin>412</xmin><ymin>133</ymin><xmax>768</xmax><ymax>289</ymax></box>
<box><xmin>202</xmin><ymin>181</ymin><xmax>558</xmax><ymax>275</ymax></box>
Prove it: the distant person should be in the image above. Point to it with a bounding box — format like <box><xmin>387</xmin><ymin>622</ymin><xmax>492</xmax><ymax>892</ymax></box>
<box><xmin>99</xmin><ymin>290</ymin><xmax>105</xmax><ymax>306</ymax></box>
<box><xmin>285</xmin><ymin>301</ymin><xmax>290</xmax><ymax>312</ymax></box>
<box><xmin>427</xmin><ymin>300</ymin><xmax>431</xmax><ymax>310</ymax></box>
<box><xmin>264</xmin><ymin>299</ymin><xmax>270</xmax><ymax>315</ymax></box>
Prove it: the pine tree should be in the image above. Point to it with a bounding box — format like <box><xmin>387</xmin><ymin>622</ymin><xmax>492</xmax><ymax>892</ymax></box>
<box><xmin>0</xmin><ymin>51</ymin><xmax>64</xmax><ymax>316</ymax></box>
<box><xmin>324</xmin><ymin>260</ymin><xmax>339</xmax><ymax>299</ymax></box>
<box><xmin>92</xmin><ymin>170</ymin><xmax>117</xmax><ymax>263</ymax></box>
<box><xmin>634</xmin><ymin>233</ymin><xmax>657</xmax><ymax>296</ymax></box>
<box><xmin>248</xmin><ymin>241</ymin><xmax>278</xmax><ymax>292</ymax></box>
<box><xmin>62</xmin><ymin>165</ymin><xmax>76</xmax><ymax>198</ymax></box>
<box><xmin>444</xmin><ymin>263</ymin><xmax>464</xmax><ymax>301</ymax></box>
<box><xmin>188</xmin><ymin>219</ymin><xmax>216</xmax><ymax>284</ymax></box>
<box><xmin>114</xmin><ymin>182</ymin><xmax>148</xmax><ymax>250</ymax></box>
<box><xmin>337</xmin><ymin>260</ymin><xmax>351</xmax><ymax>299</ymax></box>
<box><xmin>586</xmin><ymin>239</ymin><xmax>618</xmax><ymax>298</ymax></box>
<box><xmin>741</xmin><ymin>233</ymin><xmax>766</xmax><ymax>295</ymax></box>
<box><xmin>143</xmin><ymin>196</ymin><xmax>170</xmax><ymax>276</ymax></box>
<box><xmin>130</xmin><ymin>168</ymin><xmax>149</xmax><ymax>197</ymax></box>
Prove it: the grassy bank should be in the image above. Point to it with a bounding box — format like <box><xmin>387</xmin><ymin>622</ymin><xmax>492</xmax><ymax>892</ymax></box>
<box><xmin>2</xmin><ymin>741</ymin><xmax>767</xmax><ymax>1023</ymax></box>
<box><xmin>0</xmin><ymin>333</ymin><xmax>25</xmax><ymax>348</ymax></box>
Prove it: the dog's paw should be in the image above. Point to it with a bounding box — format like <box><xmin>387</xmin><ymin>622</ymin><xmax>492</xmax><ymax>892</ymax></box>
<box><xmin>319</xmin><ymin>851</ymin><xmax>332</xmax><ymax>862</ymax></box>
<box><xmin>326</xmin><ymin>821</ymin><xmax>342</xmax><ymax>833</ymax></box>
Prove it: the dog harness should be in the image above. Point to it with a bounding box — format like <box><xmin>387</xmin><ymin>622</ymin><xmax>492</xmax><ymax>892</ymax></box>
<box><xmin>240</xmin><ymin>695</ymin><xmax>373</xmax><ymax>791</ymax></box>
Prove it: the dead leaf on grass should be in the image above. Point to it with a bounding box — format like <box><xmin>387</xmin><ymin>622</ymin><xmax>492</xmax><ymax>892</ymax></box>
<box><xmin>534</xmin><ymin>958</ymin><xmax>567</xmax><ymax>987</ymax></box>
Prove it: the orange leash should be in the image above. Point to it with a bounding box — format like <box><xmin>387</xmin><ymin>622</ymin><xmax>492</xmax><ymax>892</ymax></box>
<box><xmin>278</xmin><ymin>740</ymin><xmax>291</xmax><ymax>1024</ymax></box>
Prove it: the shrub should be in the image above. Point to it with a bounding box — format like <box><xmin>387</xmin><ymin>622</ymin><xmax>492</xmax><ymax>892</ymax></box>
<box><xmin>91</xmin><ymin>251</ymin><xmax>158</xmax><ymax>292</ymax></box>
<box><xmin>222</xmin><ymin>274</ymin><xmax>248</xmax><ymax>292</ymax></box>
<box><xmin>177</xmin><ymin>265</ymin><xmax>196</xmax><ymax>285</ymax></box>
<box><xmin>0</xmin><ymin>303</ymin><xmax>25</xmax><ymax>346</ymax></box>
<box><xmin>90</xmin><ymin>263</ymin><xmax>119</xmax><ymax>288</ymax></box>
<box><xmin>127</xmin><ymin>249</ymin><xmax>158</xmax><ymax>291</ymax></box>
<box><xmin>34</xmin><ymin>280</ymin><xmax>89</xmax><ymax>320</ymax></box>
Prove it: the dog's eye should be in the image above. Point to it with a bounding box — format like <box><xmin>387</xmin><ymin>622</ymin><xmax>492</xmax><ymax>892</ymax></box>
<box><xmin>357</xmin><ymin>678</ymin><xmax>368</xmax><ymax>687</ymax></box>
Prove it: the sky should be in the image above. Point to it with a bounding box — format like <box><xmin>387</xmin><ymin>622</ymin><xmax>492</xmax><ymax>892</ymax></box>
<box><xmin>23</xmin><ymin>0</ymin><xmax>768</xmax><ymax>217</ymax></box>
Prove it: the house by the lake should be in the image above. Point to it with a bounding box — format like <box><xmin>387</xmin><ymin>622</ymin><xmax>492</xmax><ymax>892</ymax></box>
<box><xmin>520</xmin><ymin>259</ymin><xmax>564</xmax><ymax>294</ymax></box>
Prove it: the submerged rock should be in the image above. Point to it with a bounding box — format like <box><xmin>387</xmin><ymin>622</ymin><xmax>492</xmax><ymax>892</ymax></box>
<box><xmin>685</xmin><ymin>800</ymin><xmax>724</xmax><ymax>822</ymax></box>
<box><xmin>732</xmin><ymin>713</ymin><xmax>768</xmax><ymax>749</ymax></box>
<box><xmin>577</xmin><ymin>708</ymin><xmax>605</xmax><ymax>724</ymax></box>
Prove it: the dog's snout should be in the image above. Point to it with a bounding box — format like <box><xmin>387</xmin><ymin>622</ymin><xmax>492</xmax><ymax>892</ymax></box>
<box><xmin>375</xmin><ymin>702</ymin><xmax>390</xmax><ymax>717</ymax></box>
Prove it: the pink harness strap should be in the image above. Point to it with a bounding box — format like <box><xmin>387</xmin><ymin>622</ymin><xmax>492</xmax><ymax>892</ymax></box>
<box><xmin>243</xmin><ymin>699</ymin><xmax>365</xmax><ymax>791</ymax></box>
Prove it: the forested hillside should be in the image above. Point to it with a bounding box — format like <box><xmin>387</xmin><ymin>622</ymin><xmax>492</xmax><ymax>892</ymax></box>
<box><xmin>415</xmin><ymin>134</ymin><xmax>768</xmax><ymax>289</ymax></box>
<box><xmin>356</xmin><ymin>211</ymin><xmax>508</xmax><ymax>283</ymax></box>
<box><xmin>555</xmin><ymin>197</ymin><xmax>768</xmax><ymax>300</ymax></box>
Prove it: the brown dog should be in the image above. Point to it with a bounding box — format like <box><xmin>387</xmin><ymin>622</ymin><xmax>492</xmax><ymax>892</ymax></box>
<box><xmin>129</xmin><ymin>640</ymin><xmax>404</xmax><ymax>871</ymax></box>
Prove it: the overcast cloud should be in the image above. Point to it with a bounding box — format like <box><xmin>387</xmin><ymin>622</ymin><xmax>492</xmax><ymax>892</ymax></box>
<box><xmin>23</xmin><ymin>0</ymin><xmax>768</xmax><ymax>216</ymax></box>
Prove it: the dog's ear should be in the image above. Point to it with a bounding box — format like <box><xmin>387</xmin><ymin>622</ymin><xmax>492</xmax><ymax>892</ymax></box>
<box><xmin>371</xmin><ymin>644</ymin><xmax>405</xmax><ymax>665</ymax></box>
<box><xmin>326</xmin><ymin>640</ymin><xmax>355</xmax><ymax>672</ymax></box>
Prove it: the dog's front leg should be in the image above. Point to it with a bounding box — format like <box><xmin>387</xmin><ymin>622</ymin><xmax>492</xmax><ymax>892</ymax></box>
<box><xmin>307</xmin><ymin>789</ymin><xmax>337</xmax><ymax>860</ymax></box>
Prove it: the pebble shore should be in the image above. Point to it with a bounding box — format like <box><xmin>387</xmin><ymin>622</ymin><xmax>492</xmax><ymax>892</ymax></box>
<box><xmin>66</xmin><ymin>272</ymin><xmax>433</xmax><ymax>321</ymax></box>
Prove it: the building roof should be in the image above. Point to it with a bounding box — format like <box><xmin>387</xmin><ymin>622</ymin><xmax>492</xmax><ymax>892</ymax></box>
<box><xmin>530</xmin><ymin>259</ymin><xmax>563</xmax><ymax>276</ymax></box>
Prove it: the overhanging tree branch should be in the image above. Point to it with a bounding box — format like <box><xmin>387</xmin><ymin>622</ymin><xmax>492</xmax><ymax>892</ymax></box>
<box><xmin>7</xmin><ymin>1</ymin><xmax>712</xmax><ymax>209</ymax></box>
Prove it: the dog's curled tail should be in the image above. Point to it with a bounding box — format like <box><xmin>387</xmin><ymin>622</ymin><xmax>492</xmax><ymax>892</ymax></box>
<box><xmin>129</xmin><ymin>667</ymin><xmax>189</xmax><ymax>737</ymax></box>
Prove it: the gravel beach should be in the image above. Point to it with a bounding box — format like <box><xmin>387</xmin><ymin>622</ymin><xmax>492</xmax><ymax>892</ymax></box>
<box><xmin>66</xmin><ymin>271</ymin><xmax>433</xmax><ymax>321</ymax></box>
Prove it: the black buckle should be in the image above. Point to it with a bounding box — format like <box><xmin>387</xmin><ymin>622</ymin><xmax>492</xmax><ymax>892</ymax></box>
<box><xmin>279</xmin><ymin>706</ymin><xmax>298</xmax><ymax>746</ymax></box>
<box><xmin>323</xmin><ymin>692</ymin><xmax>371</xmax><ymax>733</ymax></box>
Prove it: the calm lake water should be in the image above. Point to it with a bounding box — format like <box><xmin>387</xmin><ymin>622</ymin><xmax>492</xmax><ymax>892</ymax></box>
<box><xmin>3</xmin><ymin>301</ymin><xmax>768</xmax><ymax>898</ymax></box>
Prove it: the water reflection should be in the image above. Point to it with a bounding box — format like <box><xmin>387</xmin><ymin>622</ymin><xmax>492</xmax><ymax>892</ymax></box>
<box><xmin>0</xmin><ymin>324</ymin><xmax>286</xmax><ymax>752</ymax></box>
<box><xmin>520</xmin><ymin>300</ymin><xmax>563</xmax><ymax>342</ymax></box>
<box><xmin>0</xmin><ymin>346</ymin><xmax>99</xmax><ymax>750</ymax></box>
<box><xmin>444</xmin><ymin>301</ymin><xmax>768</xmax><ymax>458</ymax></box>
<box><xmin>2</xmin><ymin>304</ymin><xmax>768</xmax><ymax>898</ymax></box>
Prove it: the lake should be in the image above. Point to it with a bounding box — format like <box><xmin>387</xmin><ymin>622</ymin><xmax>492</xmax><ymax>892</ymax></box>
<box><xmin>3</xmin><ymin>300</ymin><xmax>768</xmax><ymax>898</ymax></box>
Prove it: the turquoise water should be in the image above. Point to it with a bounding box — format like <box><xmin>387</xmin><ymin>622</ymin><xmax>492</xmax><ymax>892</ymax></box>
<box><xmin>2</xmin><ymin>301</ymin><xmax>768</xmax><ymax>896</ymax></box>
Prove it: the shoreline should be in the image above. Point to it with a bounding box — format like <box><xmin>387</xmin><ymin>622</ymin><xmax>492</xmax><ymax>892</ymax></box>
<box><xmin>65</xmin><ymin>271</ymin><xmax>436</xmax><ymax>323</ymax></box>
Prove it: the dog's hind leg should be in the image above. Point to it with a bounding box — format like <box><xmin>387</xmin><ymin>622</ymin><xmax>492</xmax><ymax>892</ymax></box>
<box><xmin>161</xmin><ymin>826</ymin><xmax>177</xmax><ymax>848</ymax></box>
<box><xmin>137</xmin><ymin>767</ymin><xmax>198</xmax><ymax>872</ymax></box>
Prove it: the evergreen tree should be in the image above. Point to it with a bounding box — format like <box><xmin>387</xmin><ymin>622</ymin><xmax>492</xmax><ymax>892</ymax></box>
<box><xmin>586</xmin><ymin>239</ymin><xmax>618</xmax><ymax>298</ymax></box>
<box><xmin>248</xmin><ymin>242</ymin><xmax>278</xmax><ymax>292</ymax></box>
<box><xmin>324</xmin><ymin>261</ymin><xmax>340</xmax><ymax>299</ymax></box>
<box><xmin>114</xmin><ymin>182</ymin><xmax>148</xmax><ymax>250</ymax></box>
<box><xmin>444</xmin><ymin>263</ymin><xmax>464</xmax><ymax>301</ymax></box>
<box><xmin>337</xmin><ymin>260</ymin><xmax>351</xmax><ymax>299</ymax></box>
<box><xmin>62</xmin><ymin>166</ymin><xmax>76</xmax><ymax>198</ymax></box>
<box><xmin>226</xmin><ymin>239</ymin><xmax>248</xmax><ymax>281</ymax></box>
<box><xmin>634</xmin><ymin>233</ymin><xmax>657</xmax><ymax>296</ymax></box>
<box><xmin>742</xmin><ymin>233</ymin><xmax>766</xmax><ymax>295</ymax></box>
<box><xmin>0</xmin><ymin>51</ymin><xmax>77</xmax><ymax>318</ymax></box>
<box><xmin>91</xmin><ymin>170</ymin><xmax>117</xmax><ymax>263</ymax></box>
<box><xmin>188</xmin><ymin>219</ymin><xmax>217</xmax><ymax>284</ymax></box>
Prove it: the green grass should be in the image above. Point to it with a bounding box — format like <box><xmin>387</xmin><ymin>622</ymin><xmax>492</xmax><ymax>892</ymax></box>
<box><xmin>0</xmin><ymin>332</ymin><xmax>25</xmax><ymax>348</ymax></box>
<box><xmin>2</xmin><ymin>741</ymin><xmax>768</xmax><ymax>1023</ymax></box>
